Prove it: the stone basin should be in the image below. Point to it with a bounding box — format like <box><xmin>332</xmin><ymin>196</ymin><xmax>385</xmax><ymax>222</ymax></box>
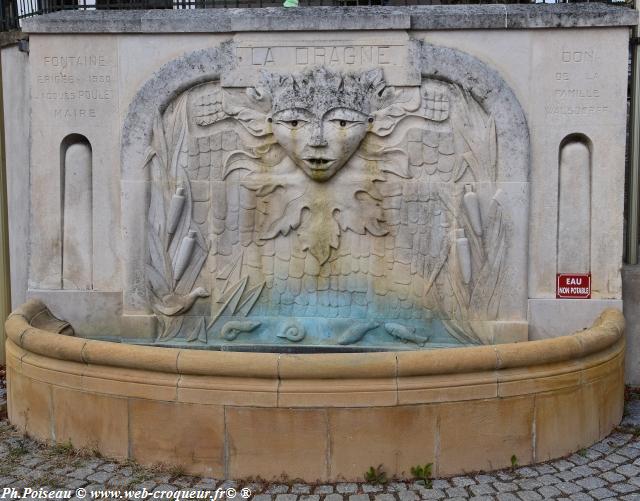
<box><xmin>5</xmin><ymin>300</ymin><xmax>624</xmax><ymax>481</ymax></box>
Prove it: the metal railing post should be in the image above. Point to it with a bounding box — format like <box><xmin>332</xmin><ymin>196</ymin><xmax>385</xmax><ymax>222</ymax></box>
<box><xmin>627</xmin><ymin>0</ymin><xmax>640</xmax><ymax>264</ymax></box>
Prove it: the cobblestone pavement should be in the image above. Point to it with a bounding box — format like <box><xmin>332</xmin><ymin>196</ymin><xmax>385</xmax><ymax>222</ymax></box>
<box><xmin>0</xmin><ymin>390</ymin><xmax>638</xmax><ymax>501</ymax></box>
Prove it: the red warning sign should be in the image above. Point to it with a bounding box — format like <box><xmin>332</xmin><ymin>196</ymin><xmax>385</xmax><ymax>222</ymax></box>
<box><xmin>556</xmin><ymin>273</ymin><xmax>591</xmax><ymax>299</ymax></box>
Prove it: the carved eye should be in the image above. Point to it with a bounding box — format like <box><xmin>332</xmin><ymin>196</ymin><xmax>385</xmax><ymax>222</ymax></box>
<box><xmin>276</xmin><ymin>118</ymin><xmax>307</xmax><ymax>129</ymax></box>
<box><xmin>329</xmin><ymin>118</ymin><xmax>362</xmax><ymax>129</ymax></box>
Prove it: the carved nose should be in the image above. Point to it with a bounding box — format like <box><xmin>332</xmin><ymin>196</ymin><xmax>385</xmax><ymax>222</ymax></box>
<box><xmin>309</xmin><ymin>121</ymin><xmax>327</xmax><ymax>147</ymax></box>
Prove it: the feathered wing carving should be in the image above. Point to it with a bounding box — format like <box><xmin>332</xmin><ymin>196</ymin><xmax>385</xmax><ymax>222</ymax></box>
<box><xmin>143</xmin><ymin>72</ymin><xmax>511</xmax><ymax>346</ymax></box>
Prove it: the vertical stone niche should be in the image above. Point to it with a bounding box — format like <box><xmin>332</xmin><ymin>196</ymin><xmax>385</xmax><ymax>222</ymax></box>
<box><xmin>557</xmin><ymin>134</ymin><xmax>592</xmax><ymax>275</ymax></box>
<box><xmin>60</xmin><ymin>134</ymin><xmax>93</xmax><ymax>290</ymax></box>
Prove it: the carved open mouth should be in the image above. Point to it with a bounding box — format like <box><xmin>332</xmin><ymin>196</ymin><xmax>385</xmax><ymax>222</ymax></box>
<box><xmin>304</xmin><ymin>158</ymin><xmax>336</xmax><ymax>171</ymax></box>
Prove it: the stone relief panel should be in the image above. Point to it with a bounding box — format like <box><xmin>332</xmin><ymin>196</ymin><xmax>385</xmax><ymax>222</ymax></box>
<box><xmin>142</xmin><ymin>59</ymin><xmax>523</xmax><ymax>349</ymax></box>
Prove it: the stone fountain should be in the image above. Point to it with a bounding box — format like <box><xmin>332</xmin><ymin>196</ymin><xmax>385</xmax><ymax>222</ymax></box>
<box><xmin>1</xmin><ymin>3</ymin><xmax>634</xmax><ymax>480</ymax></box>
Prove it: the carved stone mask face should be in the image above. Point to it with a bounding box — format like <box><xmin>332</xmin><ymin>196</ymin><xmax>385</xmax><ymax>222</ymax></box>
<box><xmin>256</xmin><ymin>67</ymin><xmax>385</xmax><ymax>182</ymax></box>
<box><xmin>271</xmin><ymin>106</ymin><xmax>369</xmax><ymax>182</ymax></box>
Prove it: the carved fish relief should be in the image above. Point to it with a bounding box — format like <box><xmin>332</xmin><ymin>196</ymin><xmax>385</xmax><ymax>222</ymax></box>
<box><xmin>384</xmin><ymin>322</ymin><xmax>430</xmax><ymax>346</ymax></box>
<box><xmin>221</xmin><ymin>320</ymin><xmax>262</xmax><ymax>341</ymax></box>
<box><xmin>338</xmin><ymin>321</ymin><xmax>380</xmax><ymax>345</ymax></box>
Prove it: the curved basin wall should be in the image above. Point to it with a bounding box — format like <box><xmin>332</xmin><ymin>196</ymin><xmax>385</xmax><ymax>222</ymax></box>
<box><xmin>6</xmin><ymin>301</ymin><xmax>625</xmax><ymax>481</ymax></box>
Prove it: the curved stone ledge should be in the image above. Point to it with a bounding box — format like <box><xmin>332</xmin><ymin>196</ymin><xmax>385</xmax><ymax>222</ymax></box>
<box><xmin>5</xmin><ymin>300</ymin><xmax>625</xmax><ymax>379</ymax></box>
<box><xmin>6</xmin><ymin>301</ymin><xmax>625</xmax><ymax>480</ymax></box>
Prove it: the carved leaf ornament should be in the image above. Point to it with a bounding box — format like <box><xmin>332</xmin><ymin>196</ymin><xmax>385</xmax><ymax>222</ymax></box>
<box><xmin>143</xmin><ymin>65</ymin><xmax>509</xmax><ymax>346</ymax></box>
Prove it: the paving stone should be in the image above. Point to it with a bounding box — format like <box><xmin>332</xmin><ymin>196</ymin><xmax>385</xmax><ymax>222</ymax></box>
<box><xmin>65</xmin><ymin>479</ymin><xmax>89</xmax><ymax>489</ymax></box>
<box><xmin>516</xmin><ymin>479</ymin><xmax>542</xmax><ymax>491</ymax></box>
<box><xmin>299</xmin><ymin>496</ymin><xmax>320</xmax><ymax>501</ymax></box>
<box><xmin>451</xmin><ymin>477</ymin><xmax>476</xmax><ymax>487</ymax></box>
<box><xmin>621</xmin><ymin>496</ymin><xmax>640</xmax><ymax>501</ymax></box>
<box><xmin>84</xmin><ymin>483</ymin><xmax>107</xmax><ymax>492</ymax></box>
<box><xmin>314</xmin><ymin>485</ymin><xmax>334</xmax><ymax>495</ymax></box>
<box><xmin>374</xmin><ymin>495</ymin><xmax>396</xmax><ymax>501</ymax></box>
<box><xmin>194</xmin><ymin>479</ymin><xmax>219</xmax><ymax>490</ymax></box>
<box><xmin>107</xmin><ymin>475</ymin><xmax>133</xmax><ymax>488</ymax></box>
<box><xmin>605</xmin><ymin>453</ymin><xmax>628</xmax><ymax>463</ymax></box>
<box><xmin>275</xmin><ymin>494</ymin><xmax>298</xmax><ymax>501</ymax></box>
<box><xmin>611</xmin><ymin>482</ymin><xmax>638</xmax><ymax>494</ymax></box>
<box><xmin>583</xmin><ymin>449</ymin><xmax>603</xmax><ymax>460</ymax></box>
<box><xmin>553</xmin><ymin>460</ymin><xmax>576</xmax><ymax>472</ymax></box>
<box><xmin>568</xmin><ymin>494</ymin><xmax>593</xmax><ymax>501</ymax></box>
<box><xmin>417</xmin><ymin>488</ymin><xmax>444</xmax><ymax>499</ymax></box>
<box><xmin>608</xmin><ymin>432</ymin><xmax>632</xmax><ymax>445</ymax></box>
<box><xmin>532</xmin><ymin>465</ymin><xmax>556</xmax><ymax>475</ymax></box>
<box><xmin>571</xmin><ymin>466</ymin><xmax>597</xmax><ymax>478</ymax></box>
<box><xmin>474</xmin><ymin>475</ymin><xmax>497</xmax><ymax>484</ymax></box>
<box><xmin>557</xmin><ymin>470</ymin><xmax>581</xmax><ymax>482</ymax></box>
<box><xmin>83</xmin><ymin>459</ymin><xmax>106</xmax><ymax>470</ymax></box>
<box><xmin>617</xmin><ymin>463</ymin><xmax>640</xmax><ymax>477</ymax></box>
<box><xmin>589</xmin><ymin>487</ymin><xmax>616</xmax><ymax>500</ymax></box>
<box><xmin>21</xmin><ymin>457</ymin><xmax>47</xmax><ymax>467</ymax></box>
<box><xmin>431</xmin><ymin>480</ymin><xmax>450</xmax><ymax>490</ymax></box>
<box><xmin>445</xmin><ymin>487</ymin><xmax>469</xmax><ymax>498</ymax></box>
<box><xmin>576</xmin><ymin>477</ymin><xmax>606</xmax><ymax>490</ymax></box>
<box><xmin>494</xmin><ymin>482</ymin><xmax>518</xmax><ymax>493</ymax></box>
<box><xmin>397</xmin><ymin>491</ymin><xmax>418</xmax><ymax>501</ymax></box>
<box><xmin>154</xmin><ymin>484</ymin><xmax>179</xmax><ymax>492</ymax></box>
<box><xmin>291</xmin><ymin>484</ymin><xmax>312</xmax><ymax>494</ymax></box>
<box><xmin>68</xmin><ymin>468</ymin><xmax>95</xmax><ymax>480</ymax></box>
<box><xmin>387</xmin><ymin>482</ymin><xmax>408</xmax><ymax>492</ymax></box>
<box><xmin>0</xmin><ymin>477</ymin><xmax>16</xmax><ymax>487</ymax></box>
<box><xmin>618</xmin><ymin>446</ymin><xmax>640</xmax><ymax>459</ymax></box>
<box><xmin>252</xmin><ymin>495</ymin><xmax>272</xmax><ymax>501</ymax></box>
<box><xmin>349</xmin><ymin>495</ymin><xmax>370</xmax><ymax>501</ymax></box>
<box><xmin>86</xmin><ymin>471</ymin><xmax>112</xmax><ymax>483</ymax></box>
<box><xmin>336</xmin><ymin>483</ymin><xmax>358</xmax><ymax>494</ymax></box>
<box><xmin>567</xmin><ymin>455</ymin><xmax>590</xmax><ymax>466</ymax></box>
<box><xmin>590</xmin><ymin>460</ymin><xmax>616</xmax><ymax>472</ymax></box>
<box><xmin>599</xmin><ymin>470</ymin><xmax>625</xmax><ymax>482</ymax></box>
<box><xmin>266</xmin><ymin>484</ymin><xmax>290</xmax><ymax>494</ymax></box>
<box><xmin>517</xmin><ymin>491</ymin><xmax>542</xmax><ymax>500</ymax></box>
<box><xmin>515</xmin><ymin>468</ymin><xmax>539</xmax><ymax>478</ymax></box>
<box><xmin>556</xmin><ymin>482</ymin><xmax>583</xmax><ymax>495</ymax></box>
<box><xmin>536</xmin><ymin>485</ymin><xmax>562</xmax><ymax>498</ymax></box>
<box><xmin>325</xmin><ymin>494</ymin><xmax>344</xmax><ymax>501</ymax></box>
<box><xmin>133</xmin><ymin>480</ymin><xmax>158</xmax><ymax>490</ymax></box>
<box><xmin>468</xmin><ymin>484</ymin><xmax>494</xmax><ymax>496</ymax></box>
<box><xmin>218</xmin><ymin>480</ymin><xmax>239</xmax><ymax>490</ymax></box>
<box><xmin>362</xmin><ymin>485</ymin><xmax>383</xmax><ymax>493</ymax></box>
<box><xmin>496</xmin><ymin>495</ymin><xmax>520</xmax><ymax>501</ymax></box>
<box><xmin>536</xmin><ymin>474</ymin><xmax>559</xmax><ymax>486</ymax></box>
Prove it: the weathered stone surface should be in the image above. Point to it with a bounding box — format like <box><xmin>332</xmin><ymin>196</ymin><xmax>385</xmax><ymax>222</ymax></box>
<box><xmin>1</xmin><ymin>45</ymin><xmax>30</xmax><ymax>310</ymax></box>
<box><xmin>21</xmin><ymin>4</ymin><xmax>638</xmax><ymax>34</ymax></box>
